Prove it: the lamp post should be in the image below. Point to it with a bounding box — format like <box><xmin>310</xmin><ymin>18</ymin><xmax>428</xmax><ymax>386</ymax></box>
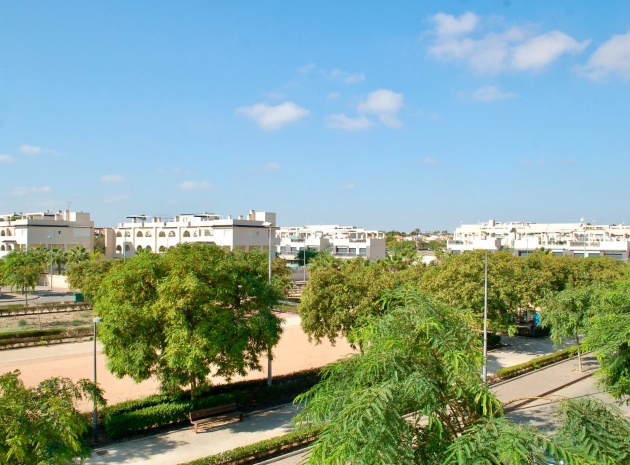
<box><xmin>263</xmin><ymin>222</ymin><xmax>273</xmax><ymax>387</ymax></box>
<box><xmin>47</xmin><ymin>232</ymin><xmax>54</xmax><ymax>290</ymax></box>
<box><xmin>482</xmin><ymin>249</ymin><xmax>489</xmax><ymax>384</ymax></box>
<box><xmin>92</xmin><ymin>317</ymin><xmax>103</xmax><ymax>443</ymax></box>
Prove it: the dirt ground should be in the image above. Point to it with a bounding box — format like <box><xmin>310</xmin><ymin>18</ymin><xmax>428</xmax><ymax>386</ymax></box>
<box><xmin>0</xmin><ymin>309</ymin><xmax>94</xmax><ymax>332</ymax></box>
<box><xmin>0</xmin><ymin>312</ymin><xmax>355</xmax><ymax>410</ymax></box>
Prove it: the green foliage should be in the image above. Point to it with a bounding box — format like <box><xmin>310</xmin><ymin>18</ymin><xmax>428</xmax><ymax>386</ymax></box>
<box><xmin>295</xmin><ymin>248</ymin><xmax>319</xmax><ymax>266</ymax></box>
<box><xmin>66</xmin><ymin>245</ymin><xmax>90</xmax><ymax>265</ymax></box>
<box><xmin>65</xmin><ymin>258</ymin><xmax>121</xmax><ymax>299</ymax></box>
<box><xmin>180</xmin><ymin>427</ymin><xmax>320</xmax><ymax>465</ymax></box>
<box><xmin>0</xmin><ymin>249</ymin><xmax>46</xmax><ymax>304</ymax></box>
<box><xmin>0</xmin><ymin>370</ymin><xmax>105</xmax><ymax>465</ymax></box>
<box><xmin>93</xmin><ymin>243</ymin><xmax>284</xmax><ymax>399</ymax></box>
<box><xmin>298</xmin><ymin>257</ymin><xmax>404</xmax><ymax>345</ymax></box>
<box><xmin>583</xmin><ymin>271</ymin><xmax>630</xmax><ymax>401</ymax></box>
<box><xmin>295</xmin><ymin>287</ymin><xmax>501</xmax><ymax>464</ymax></box>
<box><xmin>271</xmin><ymin>257</ymin><xmax>292</xmax><ymax>296</ymax></box>
<box><xmin>492</xmin><ymin>346</ymin><xmax>578</xmax><ymax>382</ymax></box>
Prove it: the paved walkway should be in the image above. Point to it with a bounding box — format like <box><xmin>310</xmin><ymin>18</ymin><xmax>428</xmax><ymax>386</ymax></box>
<box><xmin>86</xmin><ymin>345</ymin><xmax>592</xmax><ymax>465</ymax></box>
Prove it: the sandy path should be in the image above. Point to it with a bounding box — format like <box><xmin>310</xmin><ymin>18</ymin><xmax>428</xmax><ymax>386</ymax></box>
<box><xmin>0</xmin><ymin>313</ymin><xmax>353</xmax><ymax>408</ymax></box>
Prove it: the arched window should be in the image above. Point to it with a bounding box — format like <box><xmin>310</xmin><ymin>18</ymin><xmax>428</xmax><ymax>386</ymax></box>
<box><xmin>168</xmin><ymin>231</ymin><xmax>176</xmax><ymax>237</ymax></box>
<box><xmin>159</xmin><ymin>231</ymin><xmax>166</xmax><ymax>237</ymax></box>
<box><xmin>0</xmin><ymin>230</ymin><xmax>4</xmax><ymax>236</ymax></box>
<box><xmin>125</xmin><ymin>245</ymin><xmax>131</xmax><ymax>251</ymax></box>
<box><xmin>193</xmin><ymin>231</ymin><xmax>198</xmax><ymax>237</ymax></box>
<box><xmin>145</xmin><ymin>231</ymin><xmax>152</xmax><ymax>237</ymax></box>
<box><xmin>145</xmin><ymin>245</ymin><xmax>152</xmax><ymax>252</ymax></box>
<box><xmin>137</xmin><ymin>231</ymin><xmax>143</xmax><ymax>237</ymax></box>
<box><xmin>125</xmin><ymin>231</ymin><xmax>130</xmax><ymax>237</ymax></box>
<box><xmin>159</xmin><ymin>245</ymin><xmax>166</xmax><ymax>252</ymax></box>
<box><xmin>116</xmin><ymin>245</ymin><xmax>122</xmax><ymax>252</ymax></box>
<box><xmin>7</xmin><ymin>245</ymin><xmax>12</xmax><ymax>250</ymax></box>
<box><xmin>0</xmin><ymin>245</ymin><xmax>5</xmax><ymax>251</ymax></box>
<box><xmin>137</xmin><ymin>245</ymin><xmax>143</xmax><ymax>251</ymax></box>
<box><xmin>116</xmin><ymin>231</ymin><xmax>122</xmax><ymax>237</ymax></box>
<box><xmin>5</xmin><ymin>230</ymin><xmax>10</xmax><ymax>236</ymax></box>
<box><xmin>183</xmin><ymin>231</ymin><xmax>191</xmax><ymax>238</ymax></box>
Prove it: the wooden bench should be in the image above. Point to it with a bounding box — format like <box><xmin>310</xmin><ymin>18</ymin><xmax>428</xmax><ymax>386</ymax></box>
<box><xmin>188</xmin><ymin>403</ymin><xmax>243</xmax><ymax>434</ymax></box>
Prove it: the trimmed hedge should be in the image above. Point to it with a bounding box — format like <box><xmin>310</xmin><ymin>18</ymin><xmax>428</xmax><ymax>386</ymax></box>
<box><xmin>0</xmin><ymin>301</ymin><xmax>92</xmax><ymax>316</ymax></box>
<box><xmin>102</xmin><ymin>368</ymin><xmax>321</xmax><ymax>439</ymax></box>
<box><xmin>0</xmin><ymin>326</ymin><xmax>93</xmax><ymax>349</ymax></box>
<box><xmin>180</xmin><ymin>427</ymin><xmax>320</xmax><ymax>465</ymax></box>
<box><xmin>491</xmin><ymin>346</ymin><xmax>578</xmax><ymax>382</ymax></box>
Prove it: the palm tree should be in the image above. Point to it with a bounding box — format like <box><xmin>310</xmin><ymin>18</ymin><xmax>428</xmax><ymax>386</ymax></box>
<box><xmin>66</xmin><ymin>245</ymin><xmax>89</xmax><ymax>266</ymax></box>
<box><xmin>51</xmin><ymin>247</ymin><xmax>66</xmax><ymax>275</ymax></box>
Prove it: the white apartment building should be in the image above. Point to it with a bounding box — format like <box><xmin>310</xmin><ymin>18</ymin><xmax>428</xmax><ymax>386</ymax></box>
<box><xmin>107</xmin><ymin>210</ymin><xmax>276</xmax><ymax>258</ymax></box>
<box><xmin>276</xmin><ymin>225</ymin><xmax>386</xmax><ymax>265</ymax></box>
<box><xmin>448</xmin><ymin>219</ymin><xmax>630</xmax><ymax>260</ymax></box>
<box><xmin>0</xmin><ymin>210</ymin><xmax>94</xmax><ymax>258</ymax></box>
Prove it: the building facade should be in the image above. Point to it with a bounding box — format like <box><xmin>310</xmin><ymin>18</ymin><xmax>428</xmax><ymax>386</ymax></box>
<box><xmin>107</xmin><ymin>210</ymin><xmax>276</xmax><ymax>258</ymax></box>
<box><xmin>447</xmin><ymin>219</ymin><xmax>630</xmax><ymax>260</ymax></box>
<box><xmin>0</xmin><ymin>210</ymin><xmax>94</xmax><ymax>258</ymax></box>
<box><xmin>276</xmin><ymin>224</ymin><xmax>386</xmax><ymax>265</ymax></box>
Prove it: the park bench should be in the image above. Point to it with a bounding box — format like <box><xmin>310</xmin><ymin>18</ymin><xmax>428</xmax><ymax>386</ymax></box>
<box><xmin>188</xmin><ymin>403</ymin><xmax>243</xmax><ymax>434</ymax></box>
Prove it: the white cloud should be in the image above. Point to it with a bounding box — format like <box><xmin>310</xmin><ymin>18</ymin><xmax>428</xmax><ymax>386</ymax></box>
<box><xmin>156</xmin><ymin>167</ymin><xmax>182</xmax><ymax>174</ymax></box>
<box><xmin>0</xmin><ymin>154</ymin><xmax>15</xmax><ymax>163</ymax></box>
<box><xmin>325</xmin><ymin>114</ymin><xmax>373</xmax><ymax>131</ymax></box>
<box><xmin>298</xmin><ymin>64</ymin><xmax>365</xmax><ymax>83</ymax></box>
<box><xmin>180</xmin><ymin>181</ymin><xmax>213</xmax><ymax>190</ymax></box>
<box><xmin>427</xmin><ymin>13</ymin><xmax>588</xmax><ymax>74</ymax></box>
<box><xmin>512</xmin><ymin>31</ymin><xmax>589</xmax><ymax>71</ymax></box>
<box><xmin>236</xmin><ymin>102</ymin><xmax>310</xmax><ymax>131</ymax></box>
<box><xmin>327</xmin><ymin>92</ymin><xmax>342</xmax><ymax>101</ymax></box>
<box><xmin>262</xmin><ymin>162</ymin><xmax>281</xmax><ymax>171</ymax></box>
<box><xmin>19</xmin><ymin>144</ymin><xmax>42</xmax><ymax>155</ymax></box>
<box><xmin>10</xmin><ymin>186</ymin><xmax>52</xmax><ymax>196</ymax></box>
<box><xmin>357</xmin><ymin>89</ymin><xmax>404</xmax><ymax>128</ymax></box>
<box><xmin>421</xmin><ymin>157</ymin><xmax>438</xmax><ymax>166</ymax></box>
<box><xmin>340</xmin><ymin>183</ymin><xmax>356</xmax><ymax>190</ymax></box>
<box><xmin>581</xmin><ymin>31</ymin><xmax>630</xmax><ymax>80</ymax></box>
<box><xmin>101</xmin><ymin>174</ymin><xmax>126</xmax><ymax>184</ymax></box>
<box><xmin>431</xmin><ymin>12</ymin><xmax>479</xmax><ymax>37</ymax></box>
<box><xmin>472</xmin><ymin>85</ymin><xmax>517</xmax><ymax>102</ymax></box>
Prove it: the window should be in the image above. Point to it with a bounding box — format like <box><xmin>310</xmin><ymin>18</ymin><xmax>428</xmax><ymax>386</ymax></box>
<box><xmin>145</xmin><ymin>231</ymin><xmax>152</xmax><ymax>237</ymax></box>
<box><xmin>116</xmin><ymin>245</ymin><xmax>122</xmax><ymax>252</ymax></box>
<box><xmin>137</xmin><ymin>245</ymin><xmax>143</xmax><ymax>251</ymax></box>
<box><xmin>73</xmin><ymin>229</ymin><xmax>90</xmax><ymax>237</ymax></box>
<box><xmin>125</xmin><ymin>245</ymin><xmax>131</xmax><ymax>251</ymax></box>
<box><xmin>159</xmin><ymin>231</ymin><xmax>166</xmax><ymax>237</ymax></box>
<box><xmin>137</xmin><ymin>231</ymin><xmax>143</xmax><ymax>237</ymax></box>
<box><xmin>0</xmin><ymin>245</ymin><xmax>4</xmax><ymax>251</ymax></box>
<box><xmin>125</xmin><ymin>231</ymin><xmax>131</xmax><ymax>237</ymax></box>
<box><xmin>159</xmin><ymin>246</ymin><xmax>166</xmax><ymax>252</ymax></box>
<box><xmin>0</xmin><ymin>231</ymin><xmax>4</xmax><ymax>236</ymax></box>
<box><xmin>145</xmin><ymin>246</ymin><xmax>152</xmax><ymax>252</ymax></box>
<box><xmin>168</xmin><ymin>231</ymin><xmax>176</xmax><ymax>237</ymax></box>
<box><xmin>116</xmin><ymin>231</ymin><xmax>122</xmax><ymax>237</ymax></box>
<box><xmin>183</xmin><ymin>231</ymin><xmax>191</xmax><ymax>238</ymax></box>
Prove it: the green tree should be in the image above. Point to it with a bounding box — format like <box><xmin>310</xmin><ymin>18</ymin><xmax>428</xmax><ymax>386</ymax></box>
<box><xmin>0</xmin><ymin>249</ymin><xmax>45</xmax><ymax>305</ymax></box>
<box><xmin>295</xmin><ymin>287</ymin><xmax>630</xmax><ymax>464</ymax></box>
<box><xmin>295</xmin><ymin>287</ymin><xmax>501</xmax><ymax>464</ymax></box>
<box><xmin>540</xmin><ymin>287</ymin><xmax>594</xmax><ymax>372</ymax></box>
<box><xmin>51</xmin><ymin>247</ymin><xmax>67</xmax><ymax>275</ymax></box>
<box><xmin>271</xmin><ymin>257</ymin><xmax>292</xmax><ymax>297</ymax></box>
<box><xmin>0</xmin><ymin>370</ymin><xmax>105</xmax><ymax>465</ymax></box>
<box><xmin>66</xmin><ymin>245</ymin><xmax>90</xmax><ymax>265</ymax></box>
<box><xmin>584</xmin><ymin>270</ymin><xmax>630</xmax><ymax>400</ymax></box>
<box><xmin>299</xmin><ymin>258</ymin><xmax>402</xmax><ymax>346</ymax></box>
<box><xmin>295</xmin><ymin>248</ymin><xmax>319</xmax><ymax>266</ymax></box>
<box><xmin>93</xmin><ymin>243</ymin><xmax>284</xmax><ymax>398</ymax></box>
<box><xmin>65</xmin><ymin>258</ymin><xmax>122</xmax><ymax>301</ymax></box>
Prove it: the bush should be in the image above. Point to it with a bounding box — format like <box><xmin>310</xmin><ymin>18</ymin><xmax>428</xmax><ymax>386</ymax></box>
<box><xmin>491</xmin><ymin>346</ymin><xmax>578</xmax><ymax>382</ymax></box>
<box><xmin>0</xmin><ymin>327</ymin><xmax>92</xmax><ymax>349</ymax></box>
<box><xmin>181</xmin><ymin>427</ymin><xmax>320</xmax><ymax>465</ymax></box>
<box><xmin>102</xmin><ymin>368</ymin><xmax>322</xmax><ymax>439</ymax></box>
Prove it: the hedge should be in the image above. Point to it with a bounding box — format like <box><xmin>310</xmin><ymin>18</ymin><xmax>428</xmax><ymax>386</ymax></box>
<box><xmin>103</xmin><ymin>368</ymin><xmax>322</xmax><ymax>439</ymax></box>
<box><xmin>180</xmin><ymin>427</ymin><xmax>320</xmax><ymax>465</ymax></box>
<box><xmin>0</xmin><ymin>301</ymin><xmax>92</xmax><ymax>316</ymax></box>
<box><xmin>491</xmin><ymin>346</ymin><xmax>578</xmax><ymax>382</ymax></box>
<box><xmin>0</xmin><ymin>327</ymin><xmax>93</xmax><ymax>349</ymax></box>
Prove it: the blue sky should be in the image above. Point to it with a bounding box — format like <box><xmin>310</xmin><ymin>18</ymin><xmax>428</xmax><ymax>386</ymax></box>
<box><xmin>1</xmin><ymin>1</ymin><xmax>630</xmax><ymax>232</ymax></box>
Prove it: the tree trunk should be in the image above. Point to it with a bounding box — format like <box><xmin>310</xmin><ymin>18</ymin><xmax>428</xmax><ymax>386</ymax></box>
<box><xmin>576</xmin><ymin>333</ymin><xmax>583</xmax><ymax>372</ymax></box>
<box><xmin>190</xmin><ymin>377</ymin><xmax>197</xmax><ymax>400</ymax></box>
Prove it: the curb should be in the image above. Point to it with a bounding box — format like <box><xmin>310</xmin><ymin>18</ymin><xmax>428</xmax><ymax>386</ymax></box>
<box><xmin>502</xmin><ymin>371</ymin><xmax>595</xmax><ymax>412</ymax></box>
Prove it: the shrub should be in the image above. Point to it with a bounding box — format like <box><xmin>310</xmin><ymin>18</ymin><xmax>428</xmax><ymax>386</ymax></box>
<box><xmin>181</xmin><ymin>427</ymin><xmax>320</xmax><ymax>465</ymax></box>
<box><xmin>491</xmin><ymin>346</ymin><xmax>578</xmax><ymax>382</ymax></box>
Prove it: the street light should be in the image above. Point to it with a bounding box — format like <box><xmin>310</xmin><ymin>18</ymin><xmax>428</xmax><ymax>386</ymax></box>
<box><xmin>47</xmin><ymin>232</ymin><xmax>54</xmax><ymax>290</ymax></box>
<box><xmin>262</xmin><ymin>222</ymin><xmax>273</xmax><ymax>387</ymax></box>
<box><xmin>480</xmin><ymin>240</ymin><xmax>497</xmax><ymax>385</ymax></box>
<box><xmin>92</xmin><ymin>317</ymin><xmax>103</xmax><ymax>443</ymax></box>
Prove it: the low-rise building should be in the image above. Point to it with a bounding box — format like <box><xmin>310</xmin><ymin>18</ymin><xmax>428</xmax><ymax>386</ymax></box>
<box><xmin>0</xmin><ymin>210</ymin><xmax>94</xmax><ymax>257</ymax></box>
<box><xmin>107</xmin><ymin>210</ymin><xmax>276</xmax><ymax>258</ymax></box>
<box><xmin>448</xmin><ymin>219</ymin><xmax>630</xmax><ymax>260</ymax></box>
<box><xmin>276</xmin><ymin>224</ymin><xmax>386</xmax><ymax>266</ymax></box>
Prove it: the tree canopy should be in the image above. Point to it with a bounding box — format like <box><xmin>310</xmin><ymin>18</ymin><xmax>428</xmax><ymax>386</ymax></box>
<box><xmin>93</xmin><ymin>243</ymin><xmax>284</xmax><ymax>398</ymax></box>
<box><xmin>0</xmin><ymin>249</ymin><xmax>46</xmax><ymax>305</ymax></box>
<box><xmin>0</xmin><ymin>370</ymin><xmax>104</xmax><ymax>465</ymax></box>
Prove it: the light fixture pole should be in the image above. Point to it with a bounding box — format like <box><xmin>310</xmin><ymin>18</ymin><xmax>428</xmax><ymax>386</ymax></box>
<box><xmin>92</xmin><ymin>317</ymin><xmax>103</xmax><ymax>443</ymax></box>
<box><xmin>482</xmin><ymin>249</ymin><xmax>489</xmax><ymax>384</ymax></box>
<box><xmin>263</xmin><ymin>222</ymin><xmax>273</xmax><ymax>387</ymax></box>
<box><xmin>47</xmin><ymin>232</ymin><xmax>54</xmax><ymax>290</ymax></box>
